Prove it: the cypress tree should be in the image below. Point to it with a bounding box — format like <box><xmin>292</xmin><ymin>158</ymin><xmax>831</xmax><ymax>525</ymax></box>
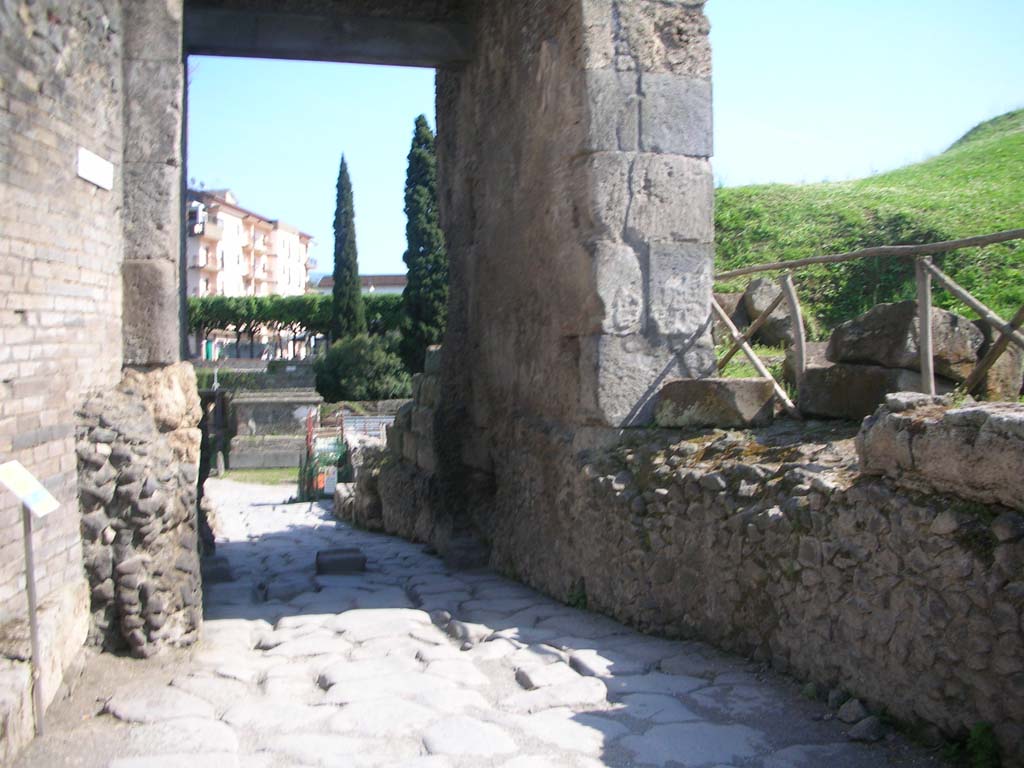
<box><xmin>331</xmin><ymin>154</ymin><xmax>366</xmax><ymax>339</ymax></box>
<box><xmin>399</xmin><ymin>115</ymin><xmax>448</xmax><ymax>372</ymax></box>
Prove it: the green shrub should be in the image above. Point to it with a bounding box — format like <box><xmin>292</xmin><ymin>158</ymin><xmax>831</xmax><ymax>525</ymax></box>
<box><xmin>364</xmin><ymin>294</ymin><xmax>404</xmax><ymax>337</ymax></box>
<box><xmin>313</xmin><ymin>334</ymin><xmax>412</xmax><ymax>402</ymax></box>
<box><xmin>967</xmin><ymin>723</ymin><xmax>1001</xmax><ymax>768</ymax></box>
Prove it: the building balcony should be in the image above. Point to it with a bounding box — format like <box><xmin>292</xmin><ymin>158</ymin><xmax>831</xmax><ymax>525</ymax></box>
<box><xmin>199</xmin><ymin>221</ymin><xmax>224</xmax><ymax>241</ymax></box>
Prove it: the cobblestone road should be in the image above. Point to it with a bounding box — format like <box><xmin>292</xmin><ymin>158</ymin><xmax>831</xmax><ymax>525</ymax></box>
<box><xmin>17</xmin><ymin>479</ymin><xmax>945</xmax><ymax>767</ymax></box>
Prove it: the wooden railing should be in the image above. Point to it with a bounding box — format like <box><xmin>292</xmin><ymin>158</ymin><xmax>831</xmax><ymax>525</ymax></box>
<box><xmin>713</xmin><ymin>228</ymin><xmax>1024</xmax><ymax>413</ymax></box>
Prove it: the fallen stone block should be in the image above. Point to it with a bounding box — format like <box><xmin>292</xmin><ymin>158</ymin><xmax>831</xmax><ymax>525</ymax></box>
<box><xmin>827</xmin><ymin>300</ymin><xmax>983</xmax><ymax>382</ymax></box>
<box><xmin>654</xmin><ymin>378</ymin><xmax>775</xmax><ymax>428</ymax></box>
<box><xmin>798</xmin><ymin>362</ymin><xmax>954</xmax><ymax>420</ymax></box>
<box><xmin>314</xmin><ymin>548</ymin><xmax>366</xmax><ymax>575</ymax></box>
<box><xmin>712</xmin><ymin>292</ymin><xmax>750</xmax><ymax>346</ymax></box>
<box><xmin>973</xmin><ymin>318</ymin><xmax>1024</xmax><ymax>400</ymax></box>
<box><xmin>783</xmin><ymin>341</ymin><xmax>828</xmax><ymax>388</ymax></box>
<box><xmin>742</xmin><ymin>278</ymin><xmax>793</xmax><ymax>347</ymax></box>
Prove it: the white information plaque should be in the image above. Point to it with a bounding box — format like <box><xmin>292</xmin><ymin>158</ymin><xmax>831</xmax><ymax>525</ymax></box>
<box><xmin>0</xmin><ymin>461</ymin><xmax>60</xmax><ymax>518</ymax></box>
<box><xmin>76</xmin><ymin>147</ymin><xmax>114</xmax><ymax>191</ymax></box>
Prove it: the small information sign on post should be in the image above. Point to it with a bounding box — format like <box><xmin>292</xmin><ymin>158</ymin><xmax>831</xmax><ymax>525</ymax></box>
<box><xmin>0</xmin><ymin>460</ymin><xmax>60</xmax><ymax>736</ymax></box>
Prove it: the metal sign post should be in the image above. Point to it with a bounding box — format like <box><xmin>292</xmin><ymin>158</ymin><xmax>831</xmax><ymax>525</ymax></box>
<box><xmin>20</xmin><ymin>503</ymin><xmax>45</xmax><ymax>735</ymax></box>
<box><xmin>0</xmin><ymin>460</ymin><xmax>61</xmax><ymax>738</ymax></box>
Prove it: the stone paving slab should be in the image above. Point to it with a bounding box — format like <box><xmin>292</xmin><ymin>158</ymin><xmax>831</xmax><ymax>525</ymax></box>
<box><xmin>15</xmin><ymin>478</ymin><xmax>948</xmax><ymax>768</ymax></box>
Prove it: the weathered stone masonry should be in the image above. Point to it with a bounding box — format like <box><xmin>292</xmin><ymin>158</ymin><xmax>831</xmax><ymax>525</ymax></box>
<box><xmin>1</xmin><ymin>0</ymin><xmax>125</xmax><ymax>628</ymax></box>
<box><xmin>369</xmin><ymin>399</ymin><xmax>1024</xmax><ymax>759</ymax></box>
<box><xmin>1</xmin><ymin>0</ymin><xmax>199</xmax><ymax>758</ymax></box>
<box><xmin>365</xmin><ymin>4</ymin><xmax>1024</xmax><ymax>757</ymax></box>
<box><xmin>77</xmin><ymin>364</ymin><xmax>203</xmax><ymax>658</ymax></box>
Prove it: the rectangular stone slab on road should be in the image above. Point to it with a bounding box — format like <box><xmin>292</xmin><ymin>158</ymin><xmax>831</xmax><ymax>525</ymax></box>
<box><xmin>315</xmin><ymin>548</ymin><xmax>367</xmax><ymax>574</ymax></box>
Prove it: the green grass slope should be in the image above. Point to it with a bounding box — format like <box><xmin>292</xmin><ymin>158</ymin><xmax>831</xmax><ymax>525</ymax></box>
<box><xmin>714</xmin><ymin>109</ymin><xmax>1024</xmax><ymax>335</ymax></box>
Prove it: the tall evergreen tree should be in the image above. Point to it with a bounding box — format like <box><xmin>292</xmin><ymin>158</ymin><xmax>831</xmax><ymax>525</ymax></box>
<box><xmin>400</xmin><ymin>115</ymin><xmax>448</xmax><ymax>372</ymax></box>
<box><xmin>331</xmin><ymin>154</ymin><xmax>366</xmax><ymax>339</ymax></box>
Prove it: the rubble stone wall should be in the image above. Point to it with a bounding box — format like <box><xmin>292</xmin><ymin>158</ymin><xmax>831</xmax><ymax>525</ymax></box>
<box><xmin>76</xmin><ymin>363</ymin><xmax>203</xmax><ymax>657</ymax></box>
<box><xmin>374</xmin><ymin>407</ymin><xmax>1024</xmax><ymax>757</ymax></box>
<box><xmin>389</xmin><ymin>347</ymin><xmax>442</xmax><ymax>476</ymax></box>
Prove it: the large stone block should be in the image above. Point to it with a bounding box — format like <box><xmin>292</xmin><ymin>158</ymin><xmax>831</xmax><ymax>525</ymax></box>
<box><xmin>626</xmin><ymin>154</ymin><xmax>713</xmax><ymax>244</ymax></box>
<box><xmin>122</xmin><ymin>259</ymin><xmax>180</xmax><ymax>366</ymax></box>
<box><xmin>424</xmin><ymin>345</ymin><xmax>443</xmax><ymax>375</ymax></box>
<box><xmin>124</xmin><ymin>0</ymin><xmax>184</xmax><ymax>62</ymax></box>
<box><xmin>584</xmin><ymin>68</ymin><xmax>639</xmax><ymax>152</ymax></box>
<box><xmin>639</xmin><ymin>73</ymin><xmax>712</xmax><ymax>157</ymax></box>
<box><xmin>973</xmin><ymin>319</ymin><xmax>1024</xmax><ymax>401</ymax></box>
<box><xmin>613</xmin><ymin>1</ymin><xmax>712</xmax><ymax>77</ymax></box>
<box><xmin>799</xmin><ymin>361</ymin><xmax>954</xmax><ymax>421</ymax></box>
<box><xmin>741</xmin><ymin>277</ymin><xmax>793</xmax><ymax>348</ymax></box>
<box><xmin>655</xmin><ymin>378</ymin><xmax>775</xmax><ymax>428</ymax></box>
<box><xmin>412</xmin><ymin>406</ymin><xmax>434</xmax><ymax>440</ymax></box>
<box><xmin>648</xmin><ymin>242</ymin><xmax>712</xmax><ymax>338</ymax></box>
<box><xmin>123</xmin><ymin>162</ymin><xmax>181</xmax><ymax>263</ymax></box>
<box><xmin>581</xmin><ymin>0</ymin><xmax>615</xmax><ymax>70</ymax></box>
<box><xmin>120</xmin><ymin>362</ymin><xmax>201</xmax><ymax>434</ymax></box>
<box><xmin>574</xmin><ymin>152</ymin><xmax>632</xmax><ymax>241</ymax></box>
<box><xmin>594</xmin><ymin>241</ymin><xmax>644</xmax><ymax>335</ymax></box>
<box><xmin>827</xmin><ymin>301</ymin><xmax>984</xmax><ymax>383</ymax></box>
<box><xmin>711</xmin><ymin>292</ymin><xmax>750</xmax><ymax>345</ymax></box>
<box><xmin>315</xmin><ymin>548</ymin><xmax>366</xmax><ymax>575</ymax></box>
<box><xmin>124</xmin><ymin>60</ymin><xmax>183</xmax><ymax>164</ymax></box>
<box><xmin>783</xmin><ymin>341</ymin><xmax>828</xmax><ymax>388</ymax></box>
<box><xmin>419</xmin><ymin>374</ymin><xmax>441</xmax><ymax>408</ymax></box>
<box><xmin>859</xmin><ymin>397</ymin><xmax>1024</xmax><ymax>513</ymax></box>
<box><xmin>580</xmin><ymin>333</ymin><xmax>714</xmax><ymax>426</ymax></box>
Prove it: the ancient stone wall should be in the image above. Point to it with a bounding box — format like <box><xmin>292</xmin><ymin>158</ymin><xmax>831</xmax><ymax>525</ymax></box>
<box><xmin>0</xmin><ymin>0</ymin><xmax>126</xmax><ymax>623</ymax></box>
<box><xmin>2</xmin><ymin>1</ymin><xmax>194</xmax><ymax>754</ymax></box>
<box><xmin>121</xmin><ymin>0</ymin><xmax>186</xmax><ymax>365</ymax></box>
<box><xmin>859</xmin><ymin>395</ymin><xmax>1024</xmax><ymax>512</ymax></box>
<box><xmin>389</xmin><ymin>346</ymin><xmax>443</xmax><ymax>475</ymax></box>
<box><xmin>76</xmin><ymin>364</ymin><xmax>202</xmax><ymax>657</ymax></box>
<box><xmin>372</xmin><ymin>406</ymin><xmax>1024</xmax><ymax>757</ymax></box>
<box><xmin>437</xmin><ymin>0</ymin><xmax>714</xmax><ymax>433</ymax></box>
<box><xmin>409</xmin><ymin>0</ymin><xmax>718</xmax><ymax>578</ymax></box>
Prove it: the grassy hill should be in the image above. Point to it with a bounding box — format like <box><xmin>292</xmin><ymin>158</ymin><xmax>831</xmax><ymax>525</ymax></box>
<box><xmin>714</xmin><ymin>109</ymin><xmax>1024</xmax><ymax>337</ymax></box>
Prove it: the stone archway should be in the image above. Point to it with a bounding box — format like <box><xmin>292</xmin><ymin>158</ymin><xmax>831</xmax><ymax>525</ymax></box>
<box><xmin>0</xmin><ymin>1</ymin><xmax>713</xmax><ymax>753</ymax></box>
<box><xmin>172</xmin><ymin>0</ymin><xmax>716</xmax><ymax>600</ymax></box>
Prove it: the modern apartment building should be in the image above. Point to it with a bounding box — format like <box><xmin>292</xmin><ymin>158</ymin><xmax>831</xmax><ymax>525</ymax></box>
<box><xmin>185</xmin><ymin>189</ymin><xmax>314</xmax><ymax>298</ymax></box>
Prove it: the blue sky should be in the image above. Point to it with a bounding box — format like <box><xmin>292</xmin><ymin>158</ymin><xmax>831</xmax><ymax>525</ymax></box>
<box><xmin>186</xmin><ymin>0</ymin><xmax>1024</xmax><ymax>277</ymax></box>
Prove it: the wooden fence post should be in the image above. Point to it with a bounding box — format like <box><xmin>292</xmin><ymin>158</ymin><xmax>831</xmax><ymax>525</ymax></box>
<box><xmin>916</xmin><ymin>257</ymin><xmax>936</xmax><ymax>396</ymax></box>
<box><xmin>779</xmin><ymin>272</ymin><xmax>806</xmax><ymax>381</ymax></box>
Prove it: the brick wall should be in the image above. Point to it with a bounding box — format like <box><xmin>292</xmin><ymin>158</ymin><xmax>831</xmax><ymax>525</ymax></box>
<box><xmin>0</xmin><ymin>1</ymin><xmax>126</xmax><ymax>620</ymax></box>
